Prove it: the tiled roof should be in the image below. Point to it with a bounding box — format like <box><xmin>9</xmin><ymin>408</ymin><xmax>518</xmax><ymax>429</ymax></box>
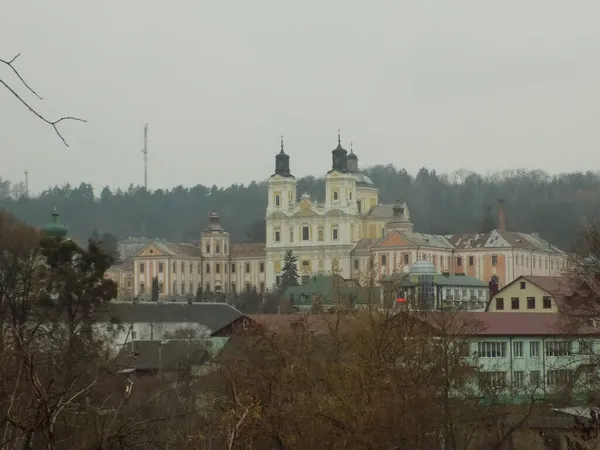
<box><xmin>445</xmin><ymin>230</ymin><xmax>565</xmax><ymax>253</ymax></box>
<box><xmin>116</xmin><ymin>258</ymin><xmax>133</xmax><ymax>271</ymax></box>
<box><xmin>95</xmin><ymin>302</ymin><xmax>245</xmax><ymax>335</ymax></box>
<box><xmin>434</xmin><ymin>312</ymin><xmax>600</xmax><ymax>336</ymax></box>
<box><xmin>112</xmin><ymin>339</ymin><xmax>211</xmax><ymax>371</ymax></box>
<box><xmin>231</xmin><ymin>243</ymin><xmax>265</xmax><ymax>258</ymax></box>
<box><xmin>282</xmin><ymin>275</ymin><xmax>380</xmax><ymax>305</ymax></box>
<box><xmin>351</xmin><ymin>238</ymin><xmax>378</xmax><ymax>254</ymax></box>
<box><xmin>401</xmin><ymin>232</ymin><xmax>454</xmax><ymax>249</ymax></box>
<box><xmin>521</xmin><ymin>276</ymin><xmax>575</xmax><ymax>296</ymax></box>
<box><xmin>364</xmin><ymin>204</ymin><xmax>394</xmax><ymax>219</ymax></box>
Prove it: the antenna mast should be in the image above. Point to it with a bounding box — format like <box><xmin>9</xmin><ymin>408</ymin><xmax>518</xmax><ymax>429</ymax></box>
<box><xmin>24</xmin><ymin>170</ymin><xmax>29</xmax><ymax>197</ymax></box>
<box><xmin>142</xmin><ymin>123</ymin><xmax>148</xmax><ymax>190</ymax></box>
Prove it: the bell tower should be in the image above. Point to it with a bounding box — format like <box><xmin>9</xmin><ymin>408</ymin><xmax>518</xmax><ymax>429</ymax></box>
<box><xmin>267</xmin><ymin>136</ymin><xmax>297</xmax><ymax>212</ymax></box>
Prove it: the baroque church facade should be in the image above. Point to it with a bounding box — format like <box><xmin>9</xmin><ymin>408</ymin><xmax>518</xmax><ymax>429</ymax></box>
<box><xmin>120</xmin><ymin>134</ymin><xmax>568</xmax><ymax>300</ymax></box>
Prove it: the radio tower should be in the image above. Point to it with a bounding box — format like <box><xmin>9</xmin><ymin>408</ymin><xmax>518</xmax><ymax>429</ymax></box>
<box><xmin>142</xmin><ymin>123</ymin><xmax>148</xmax><ymax>190</ymax></box>
<box><xmin>24</xmin><ymin>170</ymin><xmax>29</xmax><ymax>197</ymax></box>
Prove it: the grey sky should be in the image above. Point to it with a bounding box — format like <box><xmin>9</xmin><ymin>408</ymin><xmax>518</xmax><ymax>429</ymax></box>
<box><xmin>2</xmin><ymin>1</ymin><xmax>600</xmax><ymax>194</ymax></box>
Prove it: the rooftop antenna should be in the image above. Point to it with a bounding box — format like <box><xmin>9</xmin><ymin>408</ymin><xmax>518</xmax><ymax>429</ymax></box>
<box><xmin>24</xmin><ymin>170</ymin><xmax>29</xmax><ymax>197</ymax></box>
<box><xmin>142</xmin><ymin>123</ymin><xmax>148</xmax><ymax>190</ymax></box>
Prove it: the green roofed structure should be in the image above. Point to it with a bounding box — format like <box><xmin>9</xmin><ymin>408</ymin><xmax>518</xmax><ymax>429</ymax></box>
<box><xmin>282</xmin><ymin>275</ymin><xmax>380</xmax><ymax>311</ymax></box>
<box><xmin>42</xmin><ymin>208</ymin><xmax>68</xmax><ymax>239</ymax></box>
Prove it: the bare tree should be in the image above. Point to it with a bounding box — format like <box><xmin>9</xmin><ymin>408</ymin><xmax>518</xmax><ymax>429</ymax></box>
<box><xmin>0</xmin><ymin>53</ymin><xmax>85</xmax><ymax>146</ymax></box>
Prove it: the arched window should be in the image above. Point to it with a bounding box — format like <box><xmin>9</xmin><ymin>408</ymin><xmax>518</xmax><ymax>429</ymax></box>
<box><xmin>333</xmin><ymin>191</ymin><xmax>338</xmax><ymax>201</ymax></box>
<box><xmin>349</xmin><ymin>192</ymin><xmax>352</xmax><ymax>200</ymax></box>
<box><xmin>357</xmin><ymin>200</ymin><xmax>362</xmax><ymax>213</ymax></box>
<box><xmin>275</xmin><ymin>195</ymin><xmax>280</xmax><ymax>206</ymax></box>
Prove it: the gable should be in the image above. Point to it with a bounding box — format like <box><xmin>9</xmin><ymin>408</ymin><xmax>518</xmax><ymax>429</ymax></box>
<box><xmin>374</xmin><ymin>231</ymin><xmax>414</xmax><ymax>248</ymax></box>
<box><xmin>294</xmin><ymin>209</ymin><xmax>318</xmax><ymax>217</ymax></box>
<box><xmin>135</xmin><ymin>243</ymin><xmax>169</xmax><ymax>258</ymax></box>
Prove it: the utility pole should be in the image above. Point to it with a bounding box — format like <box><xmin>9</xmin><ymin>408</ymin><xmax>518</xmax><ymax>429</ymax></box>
<box><xmin>142</xmin><ymin>123</ymin><xmax>148</xmax><ymax>190</ymax></box>
<box><xmin>24</xmin><ymin>170</ymin><xmax>28</xmax><ymax>197</ymax></box>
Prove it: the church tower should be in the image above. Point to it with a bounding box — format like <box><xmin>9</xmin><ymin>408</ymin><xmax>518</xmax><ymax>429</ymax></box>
<box><xmin>267</xmin><ymin>136</ymin><xmax>297</xmax><ymax>213</ymax></box>
<box><xmin>325</xmin><ymin>131</ymin><xmax>357</xmax><ymax>213</ymax></box>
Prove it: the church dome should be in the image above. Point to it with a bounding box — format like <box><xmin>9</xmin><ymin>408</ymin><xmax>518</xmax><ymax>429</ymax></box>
<box><xmin>410</xmin><ymin>260</ymin><xmax>436</xmax><ymax>275</ymax></box>
<box><xmin>354</xmin><ymin>173</ymin><xmax>374</xmax><ymax>186</ymax></box>
<box><xmin>347</xmin><ymin>151</ymin><xmax>358</xmax><ymax>161</ymax></box>
<box><xmin>43</xmin><ymin>208</ymin><xmax>68</xmax><ymax>238</ymax></box>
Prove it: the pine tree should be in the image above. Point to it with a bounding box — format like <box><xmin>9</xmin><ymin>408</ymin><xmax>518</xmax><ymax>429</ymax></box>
<box><xmin>151</xmin><ymin>276</ymin><xmax>159</xmax><ymax>301</ymax></box>
<box><xmin>481</xmin><ymin>205</ymin><xmax>496</xmax><ymax>233</ymax></box>
<box><xmin>195</xmin><ymin>286</ymin><xmax>203</xmax><ymax>302</ymax></box>
<box><xmin>280</xmin><ymin>249</ymin><xmax>299</xmax><ymax>291</ymax></box>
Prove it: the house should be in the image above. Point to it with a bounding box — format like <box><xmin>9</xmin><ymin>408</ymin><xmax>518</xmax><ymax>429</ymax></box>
<box><xmin>282</xmin><ymin>275</ymin><xmax>381</xmax><ymax>310</ymax></box>
<box><xmin>486</xmin><ymin>275</ymin><xmax>575</xmax><ymax>313</ymax></box>
<box><xmin>95</xmin><ymin>301</ymin><xmax>247</xmax><ymax>352</ymax></box>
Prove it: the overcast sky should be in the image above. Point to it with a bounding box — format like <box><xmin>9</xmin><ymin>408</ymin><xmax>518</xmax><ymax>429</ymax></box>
<box><xmin>1</xmin><ymin>1</ymin><xmax>600</xmax><ymax>194</ymax></box>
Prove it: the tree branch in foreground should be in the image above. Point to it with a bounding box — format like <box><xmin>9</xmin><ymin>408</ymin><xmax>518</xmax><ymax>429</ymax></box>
<box><xmin>0</xmin><ymin>53</ymin><xmax>86</xmax><ymax>146</ymax></box>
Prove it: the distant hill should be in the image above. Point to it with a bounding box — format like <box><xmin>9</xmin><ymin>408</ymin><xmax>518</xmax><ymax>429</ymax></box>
<box><xmin>1</xmin><ymin>165</ymin><xmax>599</xmax><ymax>253</ymax></box>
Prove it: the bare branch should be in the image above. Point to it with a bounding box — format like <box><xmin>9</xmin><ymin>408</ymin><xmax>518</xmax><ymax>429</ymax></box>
<box><xmin>0</xmin><ymin>53</ymin><xmax>86</xmax><ymax>146</ymax></box>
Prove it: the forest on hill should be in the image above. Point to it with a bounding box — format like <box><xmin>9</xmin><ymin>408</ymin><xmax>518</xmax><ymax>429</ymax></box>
<box><xmin>1</xmin><ymin>165</ymin><xmax>599</xmax><ymax>252</ymax></box>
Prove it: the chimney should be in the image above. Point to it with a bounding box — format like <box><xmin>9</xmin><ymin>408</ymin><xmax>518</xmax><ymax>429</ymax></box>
<box><xmin>498</xmin><ymin>199</ymin><xmax>506</xmax><ymax>231</ymax></box>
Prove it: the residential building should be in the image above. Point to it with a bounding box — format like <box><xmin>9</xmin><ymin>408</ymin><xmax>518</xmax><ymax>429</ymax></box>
<box><xmin>487</xmin><ymin>275</ymin><xmax>575</xmax><ymax>313</ymax></box>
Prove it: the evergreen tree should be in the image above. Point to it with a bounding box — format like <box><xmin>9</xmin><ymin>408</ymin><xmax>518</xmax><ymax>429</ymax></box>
<box><xmin>481</xmin><ymin>205</ymin><xmax>496</xmax><ymax>233</ymax></box>
<box><xmin>280</xmin><ymin>249</ymin><xmax>299</xmax><ymax>291</ymax></box>
<box><xmin>151</xmin><ymin>276</ymin><xmax>159</xmax><ymax>301</ymax></box>
<box><xmin>195</xmin><ymin>286</ymin><xmax>203</xmax><ymax>302</ymax></box>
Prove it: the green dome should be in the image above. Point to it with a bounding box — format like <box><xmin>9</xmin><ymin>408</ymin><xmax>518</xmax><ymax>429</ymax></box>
<box><xmin>43</xmin><ymin>208</ymin><xmax>68</xmax><ymax>238</ymax></box>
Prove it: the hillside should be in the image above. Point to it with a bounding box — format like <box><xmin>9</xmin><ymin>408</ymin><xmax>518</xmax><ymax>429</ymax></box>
<box><xmin>1</xmin><ymin>165</ymin><xmax>599</xmax><ymax>252</ymax></box>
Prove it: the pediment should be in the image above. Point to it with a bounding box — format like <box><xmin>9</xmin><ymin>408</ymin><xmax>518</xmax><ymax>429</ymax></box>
<box><xmin>374</xmin><ymin>231</ymin><xmax>414</xmax><ymax>248</ymax></box>
<box><xmin>268</xmin><ymin>212</ymin><xmax>287</xmax><ymax>219</ymax></box>
<box><xmin>135</xmin><ymin>243</ymin><xmax>168</xmax><ymax>258</ymax></box>
<box><xmin>293</xmin><ymin>209</ymin><xmax>318</xmax><ymax>217</ymax></box>
<box><xmin>325</xmin><ymin>209</ymin><xmax>345</xmax><ymax>217</ymax></box>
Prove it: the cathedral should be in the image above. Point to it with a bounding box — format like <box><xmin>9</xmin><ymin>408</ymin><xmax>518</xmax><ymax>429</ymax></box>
<box><xmin>265</xmin><ymin>132</ymin><xmax>405</xmax><ymax>287</ymax></box>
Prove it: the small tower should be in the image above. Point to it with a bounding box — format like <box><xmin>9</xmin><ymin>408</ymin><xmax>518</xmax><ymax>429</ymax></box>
<box><xmin>267</xmin><ymin>136</ymin><xmax>297</xmax><ymax>212</ymax></box>
<box><xmin>201</xmin><ymin>208</ymin><xmax>230</xmax><ymax>257</ymax></box>
<box><xmin>385</xmin><ymin>196</ymin><xmax>413</xmax><ymax>234</ymax></box>
<box><xmin>346</xmin><ymin>142</ymin><xmax>358</xmax><ymax>173</ymax></box>
<box><xmin>42</xmin><ymin>208</ymin><xmax>68</xmax><ymax>239</ymax></box>
<box><xmin>329</xmin><ymin>129</ymin><xmax>348</xmax><ymax>173</ymax></box>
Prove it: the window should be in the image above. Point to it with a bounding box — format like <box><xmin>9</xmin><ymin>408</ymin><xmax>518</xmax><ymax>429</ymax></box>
<box><xmin>302</xmin><ymin>260</ymin><xmax>309</xmax><ymax>269</ymax></box>
<box><xmin>216</xmin><ymin>244</ymin><xmax>220</xmax><ymax>254</ymax></box>
<box><xmin>545</xmin><ymin>341</ymin><xmax>571</xmax><ymax>357</ymax></box>
<box><xmin>349</xmin><ymin>192</ymin><xmax>352</xmax><ymax>200</ymax></box>
<box><xmin>381</xmin><ymin>254</ymin><xmax>387</xmax><ymax>266</ymax></box>
<box><xmin>302</xmin><ymin>275</ymin><xmax>310</xmax><ymax>284</ymax></box>
<box><xmin>403</xmin><ymin>253</ymin><xmax>409</xmax><ymax>265</ymax></box>
<box><xmin>469</xmin><ymin>256</ymin><xmax>474</xmax><ymax>266</ymax></box>
<box><xmin>354</xmin><ymin>259</ymin><xmax>359</xmax><ymax>270</ymax></box>
<box><xmin>318</xmin><ymin>229</ymin><xmax>324</xmax><ymax>241</ymax></box>
<box><xmin>579</xmin><ymin>341</ymin><xmax>593</xmax><ymax>354</ymax></box>
<box><xmin>275</xmin><ymin>275</ymin><xmax>281</xmax><ymax>286</ymax></box>
<box><xmin>189</xmin><ymin>263</ymin><xmax>193</xmax><ymax>274</ymax></box>
<box><xmin>245</xmin><ymin>282</ymin><xmax>252</xmax><ymax>292</ymax></box>
<box><xmin>477</xmin><ymin>342</ymin><xmax>507</xmax><ymax>358</ymax></box>
<box><xmin>159</xmin><ymin>282</ymin><xmax>164</xmax><ymax>293</ymax></box>
<box><xmin>511</xmin><ymin>297</ymin><xmax>520</xmax><ymax>310</ymax></box>
<box><xmin>527</xmin><ymin>297</ymin><xmax>536</xmax><ymax>309</ymax></box>
<box><xmin>259</xmin><ymin>282</ymin><xmax>265</xmax><ymax>293</ymax></box>
<box><xmin>181</xmin><ymin>282</ymin><xmax>185</xmax><ymax>294</ymax></box>
<box><xmin>275</xmin><ymin>195</ymin><xmax>280</xmax><ymax>206</ymax></box>
<box><xmin>456</xmin><ymin>256</ymin><xmax>462</xmax><ymax>267</ymax></box>
<box><xmin>231</xmin><ymin>263</ymin><xmax>236</xmax><ymax>273</ymax></box>
<box><xmin>492</xmin><ymin>255</ymin><xmax>498</xmax><ymax>266</ymax></box>
<box><xmin>512</xmin><ymin>371</ymin><xmax>524</xmax><ymax>387</ymax></box>
<box><xmin>289</xmin><ymin>230</ymin><xmax>293</xmax><ymax>242</ymax></box>
<box><xmin>333</xmin><ymin>191</ymin><xmax>338</xmax><ymax>201</ymax></box>
<box><xmin>189</xmin><ymin>282</ymin><xmax>193</xmax><ymax>293</ymax></box>
<box><xmin>127</xmin><ymin>280</ymin><xmax>132</xmax><ymax>288</ymax></box>
<box><xmin>520</xmin><ymin>281</ymin><xmax>526</xmax><ymax>290</ymax></box>
<box><xmin>181</xmin><ymin>262</ymin><xmax>185</xmax><ymax>272</ymax></box>
<box><xmin>479</xmin><ymin>371</ymin><xmax>506</xmax><ymax>389</ymax></box>
<box><xmin>224</xmin><ymin>244</ymin><xmax>228</xmax><ymax>254</ymax></box>
<box><xmin>513</xmin><ymin>341</ymin><xmax>523</xmax><ymax>358</ymax></box>
<box><xmin>231</xmin><ymin>282</ymin><xmax>236</xmax><ymax>293</ymax></box>
<box><xmin>530</xmin><ymin>341</ymin><xmax>540</xmax><ymax>357</ymax></box>
<box><xmin>357</xmin><ymin>200</ymin><xmax>362</xmax><ymax>213</ymax></box>
<box><xmin>545</xmin><ymin>258</ymin><xmax>548</xmax><ymax>269</ymax></box>
<box><xmin>158</xmin><ymin>262</ymin><xmax>164</xmax><ymax>273</ymax></box>
<box><xmin>139</xmin><ymin>263</ymin><xmax>145</xmax><ymax>274</ymax></box>
<box><xmin>530</xmin><ymin>370</ymin><xmax>540</xmax><ymax>386</ymax></box>
<box><xmin>139</xmin><ymin>283</ymin><xmax>145</xmax><ymax>294</ymax></box>
<box><xmin>245</xmin><ymin>263</ymin><xmax>250</xmax><ymax>273</ymax></box>
<box><xmin>547</xmin><ymin>370</ymin><xmax>572</xmax><ymax>387</ymax></box>
<box><xmin>172</xmin><ymin>281</ymin><xmax>177</xmax><ymax>294</ymax></box>
<box><xmin>173</xmin><ymin>263</ymin><xmax>177</xmax><ymax>273</ymax></box>
<box><xmin>495</xmin><ymin>298</ymin><xmax>504</xmax><ymax>310</ymax></box>
<box><xmin>275</xmin><ymin>231</ymin><xmax>280</xmax><ymax>242</ymax></box>
<box><xmin>259</xmin><ymin>262</ymin><xmax>265</xmax><ymax>273</ymax></box>
<box><xmin>216</xmin><ymin>263</ymin><xmax>220</xmax><ymax>274</ymax></box>
<box><xmin>302</xmin><ymin>226</ymin><xmax>310</xmax><ymax>241</ymax></box>
<box><xmin>543</xmin><ymin>296</ymin><xmax>552</xmax><ymax>309</ymax></box>
<box><xmin>205</xmin><ymin>282</ymin><xmax>210</xmax><ymax>292</ymax></box>
<box><xmin>533</xmin><ymin>258</ymin><xmax>536</xmax><ymax>268</ymax></box>
<box><xmin>206</xmin><ymin>263</ymin><xmax>210</xmax><ymax>274</ymax></box>
<box><xmin>332</xmin><ymin>228</ymin><xmax>338</xmax><ymax>240</ymax></box>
